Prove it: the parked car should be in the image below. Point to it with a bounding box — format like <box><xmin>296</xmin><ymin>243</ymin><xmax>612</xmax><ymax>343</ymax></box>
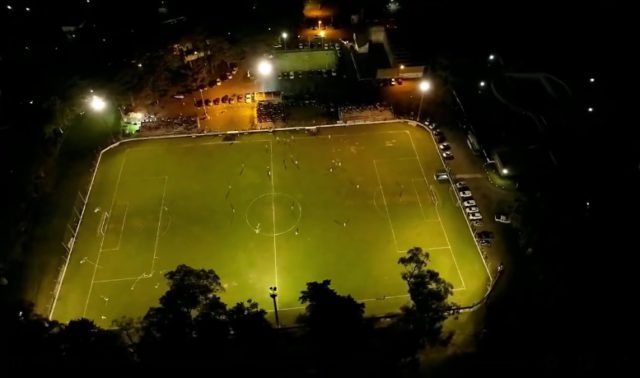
<box><xmin>335</xmin><ymin>42</ymin><xmax>340</xmax><ymax>49</ymax></box>
<box><xmin>213</xmin><ymin>98</ymin><xmax>220</xmax><ymax>105</ymax></box>
<box><xmin>226</xmin><ymin>72</ymin><xmax>233</xmax><ymax>79</ymax></box>
<box><xmin>459</xmin><ymin>190</ymin><xmax>472</xmax><ymax>198</ymax></box>
<box><xmin>455</xmin><ymin>181</ymin><xmax>468</xmax><ymax>190</ymax></box>
<box><xmin>298</xmin><ymin>42</ymin><xmax>304</xmax><ymax>49</ymax></box>
<box><xmin>289</xmin><ymin>71</ymin><xmax>295</xmax><ymax>79</ymax></box>
<box><xmin>194</xmin><ymin>99</ymin><xmax>203</xmax><ymax>107</ymax></box>
<box><xmin>465</xmin><ymin>206</ymin><xmax>480</xmax><ymax>214</ymax></box>
<box><xmin>427</xmin><ymin>122</ymin><xmax>438</xmax><ymax>130</ymax></box>
<box><xmin>475</xmin><ymin>231</ymin><xmax>495</xmax><ymax>240</ymax></box>
<box><xmin>204</xmin><ymin>99</ymin><xmax>212</xmax><ymax>106</ymax></box>
<box><xmin>435</xmin><ymin>135</ymin><xmax>446</xmax><ymax>143</ymax></box>
<box><xmin>397</xmin><ymin>78</ymin><xmax>403</xmax><ymax>85</ymax></box>
<box><xmin>468</xmin><ymin>212</ymin><xmax>483</xmax><ymax>220</ymax></box>
<box><xmin>331</xmin><ymin>69</ymin><xmax>337</xmax><ymax>77</ymax></box>
<box><xmin>390</xmin><ymin>78</ymin><xmax>397</xmax><ymax>86</ymax></box>
<box><xmin>245</xmin><ymin>93</ymin><xmax>252</xmax><ymax>103</ymax></box>
<box><xmin>479</xmin><ymin>239</ymin><xmax>492</xmax><ymax>247</ymax></box>
<box><xmin>228</xmin><ymin>96</ymin><xmax>236</xmax><ymax>104</ymax></box>
<box><xmin>442</xmin><ymin>151</ymin><xmax>454</xmax><ymax>160</ymax></box>
<box><xmin>216</xmin><ymin>78</ymin><xmax>222</xmax><ymax>86</ymax></box>
<box><xmin>462</xmin><ymin>200</ymin><xmax>476</xmax><ymax>207</ymax></box>
<box><xmin>173</xmin><ymin>95</ymin><xmax>185</xmax><ymax>99</ymax></box>
<box><xmin>236</xmin><ymin>95</ymin><xmax>243</xmax><ymax>103</ymax></box>
<box><xmin>439</xmin><ymin>142</ymin><xmax>451</xmax><ymax>151</ymax></box>
<box><xmin>221</xmin><ymin>95</ymin><xmax>229</xmax><ymax>103</ymax></box>
<box><xmin>495</xmin><ymin>213</ymin><xmax>512</xmax><ymax>224</ymax></box>
<box><xmin>471</xmin><ymin>220</ymin><xmax>484</xmax><ymax>227</ymax></box>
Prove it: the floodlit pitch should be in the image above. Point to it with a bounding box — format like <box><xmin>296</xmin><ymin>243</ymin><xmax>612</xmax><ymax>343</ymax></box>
<box><xmin>50</xmin><ymin>121</ymin><xmax>491</xmax><ymax>327</ymax></box>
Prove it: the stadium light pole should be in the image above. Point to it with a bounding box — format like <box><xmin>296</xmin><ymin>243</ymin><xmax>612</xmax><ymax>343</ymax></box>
<box><xmin>89</xmin><ymin>95</ymin><xmax>107</xmax><ymax>112</ymax></box>
<box><xmin>269</xmin><ymin>286</ymin><xmax>280</xmax><ymax>328</ymax></box>
<box><xmin>417</xmin><ymin>80</ymin><xmax>431</xmax><ymax>121</ymax></box>
<box><xmin>281</xmin><ymin>32</ymin><xmax>288</xmax><ymax>50</ymax></box>
<box><xmin>257</xmin><ymin>59</ymin><xmax>273</xmax><ymax>92</ymax></box>
<box><xmin>199</xmin><ymin>89</ymin><xmax>208</xmax><ymax>119</ymax></box>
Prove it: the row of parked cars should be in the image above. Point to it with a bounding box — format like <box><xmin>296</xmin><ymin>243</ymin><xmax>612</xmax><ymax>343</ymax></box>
<box><xmin>278</xmin><ymin>69</ymin><xmax>337</xmax><ymax>80</ymax></box>
<box><xmin>195</xmin><ymin>93</ymin><xmax>253</xmax><ymax>107</ymax></box>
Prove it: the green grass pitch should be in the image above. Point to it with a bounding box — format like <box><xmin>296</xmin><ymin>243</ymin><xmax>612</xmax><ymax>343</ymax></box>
<box><xmin>51</xmin><ymin>121</ymin><xmax>491</xmax><ymax>327</ymax></box>
<box><xmin>273</xmin><ymin>50</ymin><xmax>337</xmax><ymax>72</ymax></box>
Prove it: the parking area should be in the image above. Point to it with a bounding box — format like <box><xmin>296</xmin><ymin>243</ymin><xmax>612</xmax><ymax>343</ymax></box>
<box><xmin>422</xmin><ymin>117</ymin><xmax>518</xmax><ymax>273</ymax></box>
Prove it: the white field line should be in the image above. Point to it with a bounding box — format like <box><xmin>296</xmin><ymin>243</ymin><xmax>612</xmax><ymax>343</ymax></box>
<box><xmin>151</xmin><ymin>177</ymin><xmax>168</xmax><ymax>273</ymax></box>
<box><xmin>405</xmin><ymin>131</ymin><xmax>466</xmax><ymax>290</ymax></box>
<box><xmin>414</xmin><ymin>123</ymin><xmax>493</xmax><ymax>282</ymax></box>
<box><xmin>100</xmin><ymin>203</ymin><xmax>129</xmax><ymax>252</ymax></box>
<box><xmin>372</xmin><ymin>160</ymin><xmax>400</xmax><ymax>253</ymax></box>
<box><xmin>49</xmin><ymin>150</ymin><xmax>110</xmax><ymax>319</ymax></box>
<box><xmin>83</xmin><ymin>151</ymin><xmax>128</xmax><ymax>316</ymax></box>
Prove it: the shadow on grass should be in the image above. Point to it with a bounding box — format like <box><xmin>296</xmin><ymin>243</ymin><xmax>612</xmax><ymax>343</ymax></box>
<box><xmin>20</xmin><ymin>110</ymin><xmax>121</xmax><ymax>314</ymax></box>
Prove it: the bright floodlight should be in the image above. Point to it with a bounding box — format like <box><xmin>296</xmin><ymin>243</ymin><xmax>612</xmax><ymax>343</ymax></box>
<box><xmin>479</xmin><ymin>81</ymin><xmax>486</xmax><ymax>87</ymax></box>
<box><xmin>502</xmin><ymin>168</ymin><xmax>509</xmax><ymax>175</ymax></box>
<box><xmin>588</xmin><ymin>107</ymin><xmax>594</xmax><ymax>112</ymax></box>
<box><xmin>89</xmin><ymin>95</ymin><xmax>107</xmax><ymax>112</ymax></box>
<box><xmin>400</xmin><ymin>64</ymin><xmax>405</xmax><ymax>69</ymax></box>
<box><xmin>589</xmin><ymin>77</ymin><xmax>595</xmax><ymax>83</ymax></box>
<box><xmin>489</xmin><ymin>54</ymin><xmax>495</xmax><ymax>60</ymax></box>
<box><xmin>319</xmin><ymin>31</ymin><xmax>326</xmax><ymax>38</ymax></box>
<box><xmin>419</xmin><ymin>80</ymin><xmax>431</xmax><ymax>93</ymax></box>
<box><xmin>282</xmin><ymin>32</ymin><xmax>288</xmax><ymax>39</ymax></box>
<box><xmin>257</xmin><ymin>60</ymin><xmax>273</xmax><ymax>76</ymax></box>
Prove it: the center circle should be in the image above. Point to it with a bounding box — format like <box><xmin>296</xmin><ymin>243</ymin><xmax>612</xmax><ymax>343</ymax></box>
<box><xmin>245</xmin><ymin>193</ymin><xmax>302</xmax><ymax>236</ymax></box>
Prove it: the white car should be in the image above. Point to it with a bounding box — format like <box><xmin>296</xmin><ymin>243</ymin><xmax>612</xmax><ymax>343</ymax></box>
<box><xmin>442</xmin><ymin>151</ymin><xmax>454</xmax><ymax>160</ymax></box>
<box><xmin>439</xmin><ymin>142</ymin><xmax>451</xmax><ymax>151</ymax></box>
<box><xmin>335</xmin><ymin>42</ymin><xmax>340</xmax><ymax>49</ymax></box>
<box><xmin>427</xmin><ymin>122</ymin><xmax>438</xmax><ymax>130</ymax></box>
<box><xmin>298</xmin><ymin>43</ymin><xmax>304</xmax><ymax>49</ymax></box>
<box><xmin>462</xmin><ymin>200</ymin><xmax>476</xmax><ymax>207</ymax></box>
<box><xmin>455</xmin><ymin>181</ymin><xmax>468</xmax><ymax>189</ymax></box>
<box><xmin>331</xmin><ymin>69</ymin><xmax>337</xmax><ymax>77</ymax></box>
<box><xmin>459</xmin><ymin>190</ymin><xmax>472</xmax><ymax>198</ymax></box>
<box><xmin>289</xmin><ymin>71</ymin><xmax>295</xmax><ymax>79</ymax></box>
<box><xmin>465</xmin><ymin>206</ymin><xmax>480</xmax><ymax>214</ymax></box>
<box><xmin>468</xmin><ymin>212</ymin><xmax>483</xmax><ymax>220</ymax></box>
<box><xmin>495</xmin><ymin>213</ymin><xmax>512</xmax><ymax>224</ymax></box>
<box><xmin>245</xmin><ymin>93</ymin><xmax>252</xmax><ymax>103</ymax></box>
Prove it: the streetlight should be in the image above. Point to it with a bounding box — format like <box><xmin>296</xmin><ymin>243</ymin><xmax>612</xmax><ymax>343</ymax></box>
<box><xmin>479</xmin><ymin>81</ymin><xmax>486</xmax><ymax>87</ymax></box>
<box><xmin>281</xmin><ymin>32</ymin><xmax>288</xmax><ymax>50</ymax></box>
<box><xmin>589</xmin><ymin>77</ymin><xmax>595</xmax><ymax>83</ymax></box>
<box><xmin>501</xmin><ymin>168</ymin><xmax>509</xmax><ymax>175</ymax></box>
<box><xmin>89</xmin><ymin>95</ymin><xmax>107</xmax><ymax>112</ymax></box>
<box><xmin>257</xmin><ymin>60</ymin><xmax>273</xmax><ymax>92</ymax></box>
<box><xmin>489</xmin><ymin>54</ymin><xmax>495</xmax><ymax>61</ymax></box>
<box><xmin>587</xmin><ymin>107</ymin><xmax>594</xmax><ymax>112</ymax></box>
<box><xmin>400</xmin><ymin>64</ymin><xmax>405</xmax><ymax>70</ymax></box>
<box><xmin>417</xmin><ymin>80</ymin><xmax>431</xmax><ymax>121</ymax></box>
<box><xmin>269</xmin><ymin>286</ymin><xmax>280</xmax><ymax>328</ymax></box>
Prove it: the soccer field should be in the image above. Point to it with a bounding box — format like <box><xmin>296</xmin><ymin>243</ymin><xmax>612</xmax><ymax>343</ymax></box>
<box><xmin>50</xmin><ymin>121</ymin><xmax>491</xmax><ymax>327</ymax></box>
<box><xmin>273</xmin><ymin>50</ymin><xmax>337</xmax><ymax>72</ymax></box>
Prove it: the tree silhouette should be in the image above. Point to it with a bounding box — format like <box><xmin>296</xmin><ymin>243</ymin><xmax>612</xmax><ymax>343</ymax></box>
<box><xmin>397</xmin><ymin>247</ymin><xmax>455</xmax><ymax>350</ymax></box>
<box><xmin>138</xmin><ymin>265</ymin><xmax>226</xmax><ymax>365</ymax></box>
